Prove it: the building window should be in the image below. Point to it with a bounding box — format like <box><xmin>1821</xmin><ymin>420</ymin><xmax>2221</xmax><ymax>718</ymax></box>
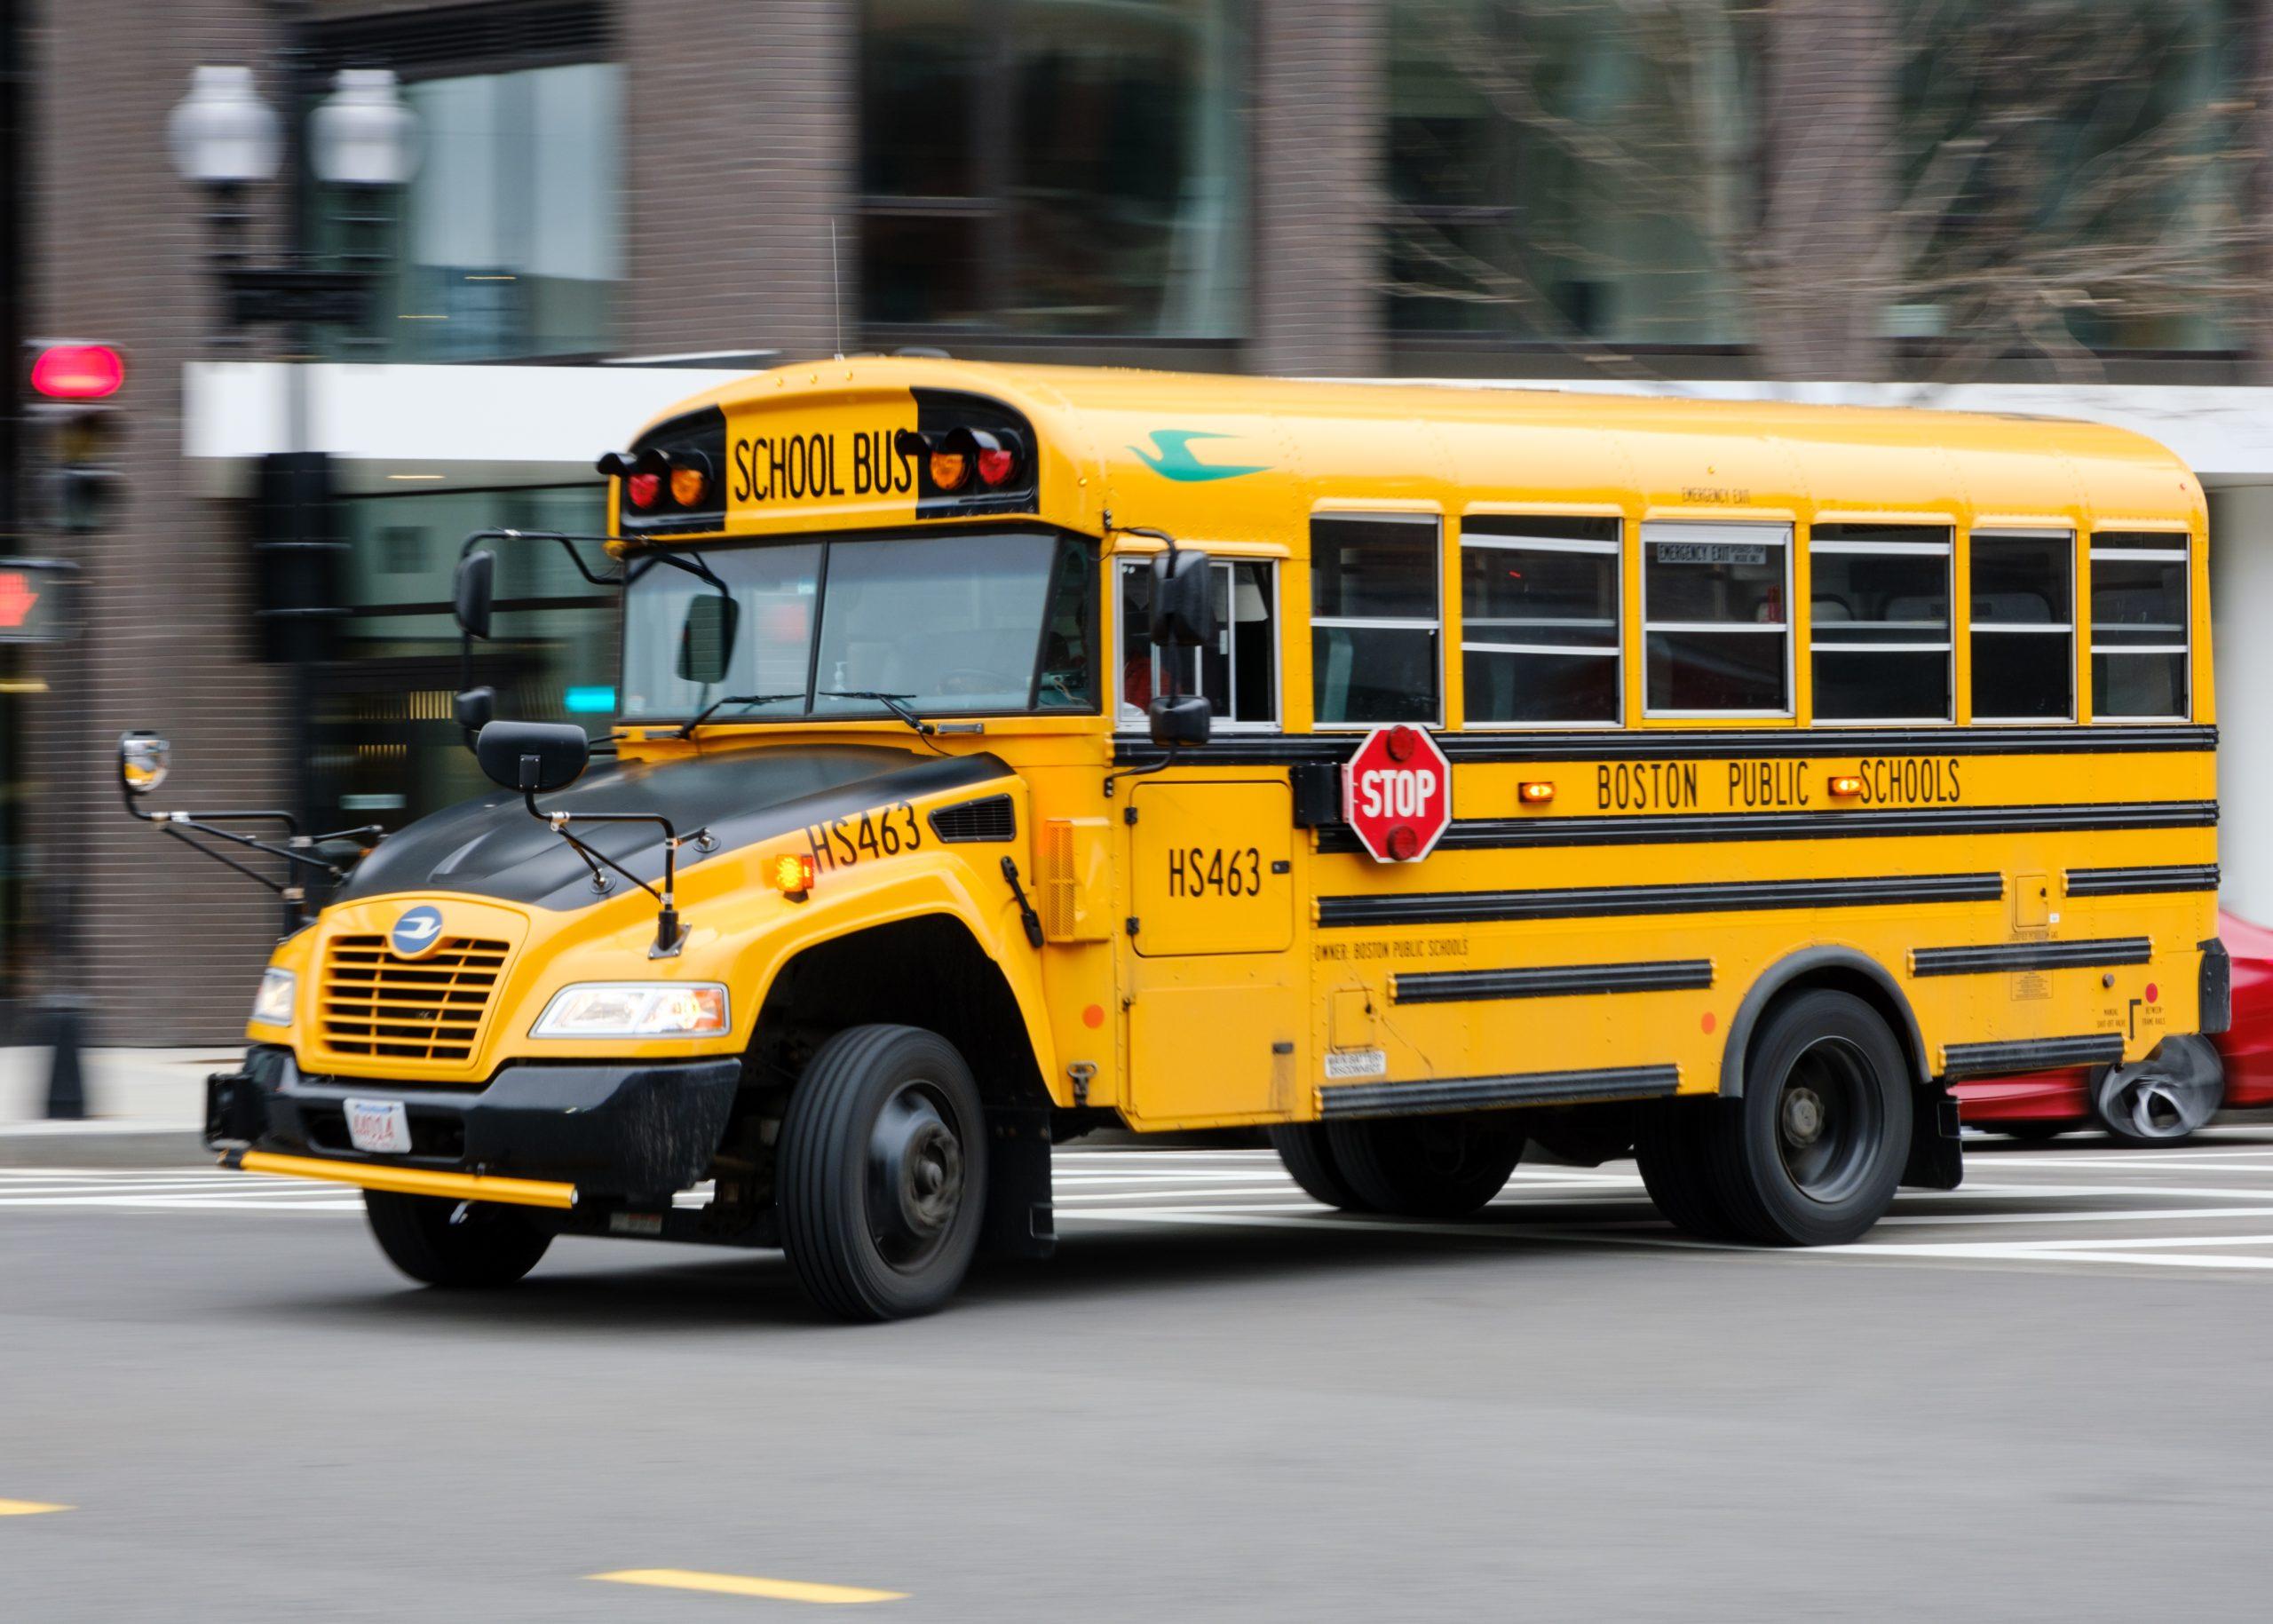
<box><xmin>1808</xmin><ymin>524</ymin><xmax>1952</xmax><ymax>723</ymax></box>
<box><xmin>1459</xmin><ymin>514</ymin><xmax>1620</xmax><ymax>726</ymax></box>
<box><xmin>2090</xmin><ymin>531</ymin><xmax>2190</xmax><ymax>720</ymax></box>
<box><xmin>1892</xmin><ymin>0</ymin><xmax>2243</xmax><ymax>355</ymax></box>
<box><xmin>1384</xmin><ymin>0</ymin><xmax>1756</xmax><ymax>345</ymax></box>
<box><xmin>1641</xmin><ymin>521</ymin><xmax>1790</xmax><ymax>716</ymax></box>
<box><xmin>345</xmin><ymin>60</ymin><xmax>623</xmax><ymax>360</ymax></box>
<box><xmin>1312</xmin><ymin>516</ymin><xmax>1441</xmax><ymax>727</ymax></box>
<box><xmin>1118</xmin><ymin>558</ymin><xmax>1278</xmax><ymax>730</ymax></box>
<box><xmin>1969</xmin><ymin>532</ymin><xmax>2074</xmax><ymax>722</ymax></box>
<box><xmin>859</xmin><ymin>0</ymin><xmax>1245</xmax><ymax>337</ymax></box>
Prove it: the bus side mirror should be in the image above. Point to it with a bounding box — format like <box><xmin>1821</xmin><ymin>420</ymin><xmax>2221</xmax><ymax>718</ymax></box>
<box><xmin>454</xmin><ymin>550</ymin><xmax>495</xmax><ymax>639</ymax></box>
<box><xmin>453</xmin><ymin>685</ymin><xmax>495</xmax><ymax>733</ymax></box>
<box><xmin>475</xmin><ymin>720</ymin><xmax>590</xmax><ymax>795</ymax></box>
<box><xmin>118</xmin><ymin>731</ymin><xmax>170</xmax><ymax>796</ymax></box>
<box><xmin>1147</xmin><ymin>692</ymin><xmax>1212</xmax><ymax>749</ymax></box>
<box><xmin>1150</xmin><ymin>549</ymin><xmax>1215</xmax><ymax>649</ymax></box>
<box><xmin>677</xmin><ymin>593</ymin><xmax>739</xmax><ymax>685</ymax></box>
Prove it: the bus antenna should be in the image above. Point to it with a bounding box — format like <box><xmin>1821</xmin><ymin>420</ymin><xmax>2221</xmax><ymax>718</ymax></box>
<box><xmin>829</xmin><ymin>218</ymin><xmax>844</xmax><ymax>359</ymax></box>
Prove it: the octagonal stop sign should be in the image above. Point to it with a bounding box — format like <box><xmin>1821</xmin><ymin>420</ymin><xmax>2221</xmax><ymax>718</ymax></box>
<box><xmin>1341</xmin><ymin>725</ymin><xmax>1453</xmax><ymax>862</ymax></box>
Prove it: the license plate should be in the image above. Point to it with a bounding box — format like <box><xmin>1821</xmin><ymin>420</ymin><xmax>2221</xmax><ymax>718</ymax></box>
<box><xmin>344</xmin><ymin>1097</ymin><xmax>412</xmax><ymax>1155</ymax></box>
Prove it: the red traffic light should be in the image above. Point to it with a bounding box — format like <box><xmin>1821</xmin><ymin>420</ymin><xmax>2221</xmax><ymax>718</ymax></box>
<box><xmin>30</xmin><ymin>344</ymin><xmax>125</xmax><ymax>400</ymax></box>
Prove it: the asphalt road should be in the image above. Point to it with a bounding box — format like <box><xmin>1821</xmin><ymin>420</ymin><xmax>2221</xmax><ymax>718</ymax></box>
<box><xmin>7</xmin><ymin>1132</ymin><xmax>2273</xmax><ymax>1622</ymax></box>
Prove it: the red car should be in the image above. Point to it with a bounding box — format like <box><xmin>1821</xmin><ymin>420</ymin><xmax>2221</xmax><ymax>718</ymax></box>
<box><xmin>1957</xmin><ymin>910</ymin><xmax>2273</xmax><ymax>1145</ymax></box>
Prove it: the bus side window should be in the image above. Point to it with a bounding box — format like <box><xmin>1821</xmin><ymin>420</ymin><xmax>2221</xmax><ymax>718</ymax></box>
<box><xmin>1311</xmin><ymin>515</ymin><xmax>1441</xmax><ymax>727</ymax></box>
<box><xmin>1809</xmin><ymin>523</ymin><xmax>1953</xmax><ymax>724</ymax></box>
<box><xmin>1640</xmin><ymin>520</ymin><xmax>1792</xmax><ymax>717</ymax></box>
<box><xmin>1459</xmin><ymin>514</ymin><xmax>1621</xmax><ymax>726</ymax></box>
<box><xmin>1970</xmin><ymin>532</ymin><xmax>2074</xmax><ymax>722</ymax></box>
<box><xmin>1119</xmin><ymin>558</ymin><xmax>1279</xmax><ymax>730</ymax></box>
<box><xmin>2088</xmin><ymin>531</ymin><xmax>2190</xmax><ymax>722</ymax></box>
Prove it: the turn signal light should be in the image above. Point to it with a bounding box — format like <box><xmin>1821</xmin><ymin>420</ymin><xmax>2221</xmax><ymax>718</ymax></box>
<box><xmin>627</xmin><ymin>471</ymin><xmax>661</xmax><ymax>510</ymax></box>
<box><xmin>768</xmin><ymin>852</ymin><xmax>818</xmax><ymax>897</ymax></box>
<box><xmin>1518</xmin><ymin>780</ymin><xmax>1555</xmax><ymax>804</ymax></box>
<box><xmin>669</xmin><ymin>464</ymin><xmax>709</xmax><ymax>506</ymax></box>
<box><xmin>1828</xmin><ymin>774</ymin><xmax>1864</xmax><ymax>798</ymax></box>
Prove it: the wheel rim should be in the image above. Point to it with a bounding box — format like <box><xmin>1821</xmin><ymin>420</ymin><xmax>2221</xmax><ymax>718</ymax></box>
<box><xmin>865</xmin><ymin>1080</ymin><xmax>967</xmax><ymax>1271</ymax></box>
<box><xmin>2100</xmin><ymin>1066</ymin><xmax>2218</xmax><ymax>1141</ymax></box>
<box><xmin>1774</xmin><ymin>1037</ymin><xmax>1882</xmax><ymax>1204</ymax></box>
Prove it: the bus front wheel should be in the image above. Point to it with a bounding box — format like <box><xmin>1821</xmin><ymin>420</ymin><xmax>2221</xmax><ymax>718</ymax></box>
<box><xmin>1710</xmin><ymin>990</ymin><xmax>1911</xmax><ymax>1247</ymax></box>
<box><xmin>364</xmin><ymin>1191</ymin><xmax>552</xmax><ymax>1287</ymax></box>
<box><xmin>777</xmin><ymin>1024</ymin><xmax>988</xmax><ymax>1322</ymax></box>
<box><xmin>1324</xmin><ymin>1113</ymin><xmax>1525</xmax><ymax>1218</ymax></box>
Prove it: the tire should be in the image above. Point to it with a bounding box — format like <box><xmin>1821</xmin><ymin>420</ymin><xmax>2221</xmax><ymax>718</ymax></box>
<box><xmin>1707</xmin><ymin>990</ymin><xmax>1912</xmax><ymax>1247</ymax></box>
<box><xmin>2089</xmin><ymin>1035</ymin><xmax>2225</xmax><ymax>1146</ymax></box>
<box><xmin>1323</xmin><ymin>1113</ymin><xmax>1525</xmax><ymax>1218</ymax></box>
<box><xmin>777</xmin><ymin>1025</ymin><xmax>988</xmax><ymax>1322</ymax></box>
<box><xmin>1633</xmin><ymin>1097</ymin><xmax>1746</xmax><ymax>1241</ymax></box>
<box><xmin>1266</xmin><ymin>1123</ymin><xmax>1373</xmax><ymax>1211</ymax></box>
<box><xmin>364</xmin><ymin>1191</ymin><xmax>552</xmax><ymax>1287</ymax></box>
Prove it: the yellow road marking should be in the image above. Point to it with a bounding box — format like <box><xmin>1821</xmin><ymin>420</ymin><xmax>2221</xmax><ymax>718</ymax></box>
<box><xmin>0</xmin><ymin>1500</ymin><xmax>71</xmax><ymax>1516</ymax></box>
<box><xmin>591</xmin><ymin>1569</ymin><xmax>906</xmax><ymax>1604</ymax></box>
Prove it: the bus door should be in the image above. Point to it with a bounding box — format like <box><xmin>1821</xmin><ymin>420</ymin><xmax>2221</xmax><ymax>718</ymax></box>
<box><xmin>1123</xmin><ymin>779</ymin><xmax>1301</xmax><ymax>1124</ymax></box>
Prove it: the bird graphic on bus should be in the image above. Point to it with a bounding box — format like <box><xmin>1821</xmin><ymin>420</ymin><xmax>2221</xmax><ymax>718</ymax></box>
<box><xmin>1128</xmin><ymin>429</ymin><xmax>1270</xmax><ymax>482</ymax></box>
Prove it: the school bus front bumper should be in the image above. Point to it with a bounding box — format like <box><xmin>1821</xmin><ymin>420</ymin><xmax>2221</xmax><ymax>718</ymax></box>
<box><xmin>206</xmin><ymin>1044</ymin><xmax>741</xmax><ymax>1204</ymax></box>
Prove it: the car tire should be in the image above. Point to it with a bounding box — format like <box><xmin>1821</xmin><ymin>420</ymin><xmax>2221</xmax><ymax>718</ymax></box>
<box><xmin>364</xmin><ymin>1191</ymin><xmax>552</xmax><ymax>1287</ymax></box>
<box><xmin>1634</xmin><ymin>1097</ymin><xmax>1746</xmax><ymax>1241</ymax></box>
<box><xmin>2089</xmin><ymin>1035</ymin><xmax>2225</xmax><ymax>1146</ymax></box>
<box><xmin>1322</xmin><ymin>1113</ymin><xmax>1524</xmax><ymax>1218</ymax></box>
<box><xmin>1266</xmin><ymin>1123</ymin><xmax>1373</xmax><ymax>1211</ymax></box>
<box><xmin>1706</xmin><ymin>990</ymin><xmax>1911</xmax><ymax>1247</ymax></box>
<box><xmin>777</xmin><ymin>1024</ymin><xmax>988</xmax><ymax>1322</ymax></box>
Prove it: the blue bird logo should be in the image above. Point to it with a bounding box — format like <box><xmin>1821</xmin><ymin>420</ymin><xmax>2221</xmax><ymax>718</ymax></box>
<box><xmin>1129</xmin><ymin>430</ymin><xmax>1270</xmax><ymax>483</ymax></box>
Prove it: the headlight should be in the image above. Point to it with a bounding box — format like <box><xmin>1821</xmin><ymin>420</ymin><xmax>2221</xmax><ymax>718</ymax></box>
<box><xmin>531</xmin><ymin>983</ymin><xmax>730</xmax><ymax>1039</ymax></box>
<box><xmin>249</xmin><ymin>968</ymin><xmax>297</xmax><ymax>1027</ymax></box>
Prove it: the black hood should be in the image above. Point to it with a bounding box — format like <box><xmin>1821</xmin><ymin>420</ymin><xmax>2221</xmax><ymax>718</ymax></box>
<box><xmin>337</xmin><ymin>745</ymin><xmax>1013</xmax><ymax>911</ymax></box>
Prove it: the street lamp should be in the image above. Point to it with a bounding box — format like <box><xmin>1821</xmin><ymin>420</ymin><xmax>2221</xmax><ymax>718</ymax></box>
<box><xmin>309</xmin><ymin>69</ymin><xmax>422</xmax><ymax>190</ymax></box>
<box><xmin>165</xmin><ymin>64</ymin><xmax>282</xmax><ymax>188</ymax></box>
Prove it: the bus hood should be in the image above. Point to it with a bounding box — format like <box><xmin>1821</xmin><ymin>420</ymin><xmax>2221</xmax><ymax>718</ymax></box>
<box><xmin>334</xmin><ymin>745</ymin><xmax>1014</xmax><ymax>911</ymax></box>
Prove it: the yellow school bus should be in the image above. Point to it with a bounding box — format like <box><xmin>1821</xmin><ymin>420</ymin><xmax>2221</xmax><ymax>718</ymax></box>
<box><xmin>144</xmin><ymin>358</ymin><xmax>2222</xmax><ymax>1319</ymax></box>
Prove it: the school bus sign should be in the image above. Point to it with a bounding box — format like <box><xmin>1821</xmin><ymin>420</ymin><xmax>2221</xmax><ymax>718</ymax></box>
<box><xmin>1342</xmin><ymin>725</ymin><xmax>1452</xmax><ymax>863</ymax></box>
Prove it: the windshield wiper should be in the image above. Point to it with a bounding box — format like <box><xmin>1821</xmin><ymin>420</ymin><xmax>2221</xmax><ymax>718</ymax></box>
<box><xmin>676</xmin><ymin>693</ymin><xmax>805</xmax><ymax>738</ymax></box>
<box><xmin>817</xmin><ymin>689</ymin><xmax>944</xmax><ymax>749</ymax></box>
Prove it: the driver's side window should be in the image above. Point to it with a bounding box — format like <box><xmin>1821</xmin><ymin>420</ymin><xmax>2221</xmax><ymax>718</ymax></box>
<box><xmin>1117</xmin><ymin>558</ymin><xmax>1279</xmax><ymax>731</ymax></box>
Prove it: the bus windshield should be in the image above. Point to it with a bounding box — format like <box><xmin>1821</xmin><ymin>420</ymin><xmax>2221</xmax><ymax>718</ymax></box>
<box><xmin>618</xmin><ymin>529</ymin><xmax>1097</xmax><ymax>725</ymax></box>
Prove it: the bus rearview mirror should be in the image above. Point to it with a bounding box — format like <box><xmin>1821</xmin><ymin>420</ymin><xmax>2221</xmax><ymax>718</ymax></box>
<box><xmin>1150</xmin><ymin>550</ymin><xmax>1215</xmax><ymax>650</ymax></box>
<box><xmin>454</xmin><ymin>550</ymin><xmax>495</xmax><ymax>640</ymax></box>
<box><xmin>118</xmin><ymin>731</ymin><xmax>170</xmax><ymax>796</ymax></box>
<box><xmin>1147</xmin><ymin>692</ymin><xmax>1212</xmax><ymax>749</ymax></box>
<box><xmin>677</xmin><ymin>593</ymin><xmax>739</xmax><ymax>685</ymax></box>
<box><xmin>475</xmin><ymin>720</ymin><xmax>590</xmax><ymax>795</ymax></box>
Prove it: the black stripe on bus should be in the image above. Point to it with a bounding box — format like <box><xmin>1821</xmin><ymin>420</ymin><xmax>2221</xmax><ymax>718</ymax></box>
<box><xmin>1312</xmin><ymin>800</ymin><xmax>2214</xmax><ymax>855</ymax></box>
<box><xmin>1942</xmin><ymin>1034</ymin><xmax>2125</xmax><ymax>1078</ymax></box>
<box><xmin>1391</xmin><ymin>959</ymin><xmax>1714</xmax><ymax>1005</ymax></box>
<box><xmin>1317</xmin><ymin>1064</ymin><xmax>1683</xmax><ymax>1120</ymax></box>
<box><xmin>1114</xmin><ymin>724</ymin><xmax>2214</xmax><ymax>768</ymax></box>
<box><xmin>1317</xmin><ymin>871</ymin><xmax>2002</xmax><ymax>930</ymax></box>
<box><xmin>2063</xmin><ymin>864</ymin><xmax>2222</xmax><ymax>897</ymax></box>
<box><xmin>1910</xmin><ymin>938</ymin><xmax>2152</xmax><ymax>978</ymax></box>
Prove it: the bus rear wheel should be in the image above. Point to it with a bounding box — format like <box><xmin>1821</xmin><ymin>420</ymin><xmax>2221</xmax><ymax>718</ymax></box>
<box><xmin>1709</xmin><ymin>990</ymin><xmax>1911</xmax><ymax>1247</ymax></box>
<box><xmin>777</xmin><ymin>1024</ymin><xmax>988</xmax><ymax>1322</ymax></box>
<box><xmin>364</xmin><ymin>1191</ymin><xmax>552</xmax><ymax>1287</ymax></box>
<box><xmin>1324</xmin><ymin>1113</ymin><xmax>1525</xmax><ymax>1218</ymax></box>
<box><xmin>1265</xmin><ymin>1123</ymin><xmax>1373</xmax><ymax>1212</ymax></box>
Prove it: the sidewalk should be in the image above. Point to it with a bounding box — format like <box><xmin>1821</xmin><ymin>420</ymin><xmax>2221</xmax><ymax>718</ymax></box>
<box><xmin>0</xmin><ymin>1045</ymin><xmax>234</xmax><ymax>1166</ymax></box>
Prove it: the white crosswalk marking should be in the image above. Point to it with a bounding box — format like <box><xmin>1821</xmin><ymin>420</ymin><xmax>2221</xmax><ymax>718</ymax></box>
<box><xmin>12</xmin><ymin>1130</ymin><xmax>2273</xmax><ymax>1273</ymax></box>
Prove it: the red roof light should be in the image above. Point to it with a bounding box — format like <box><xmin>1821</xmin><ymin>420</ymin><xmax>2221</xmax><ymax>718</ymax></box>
<box><xmin>30</xmin><ymin>344</ymin><xmax>124</xmax><ymax>400</ymax></box>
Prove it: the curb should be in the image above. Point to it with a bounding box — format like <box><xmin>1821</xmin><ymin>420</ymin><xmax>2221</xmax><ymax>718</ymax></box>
<box><xmin>0</xmin><ymin>1125</ymin><xmax>210</xmax><ymax>1168</ymax></box>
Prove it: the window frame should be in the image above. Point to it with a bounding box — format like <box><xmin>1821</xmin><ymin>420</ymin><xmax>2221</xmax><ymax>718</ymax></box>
<box><xmin>1968</xmin><ymin>527</ymin><xmax>2078</xmax><ymax>726</ymax></box>
<box><xmin>2087</xmin><ymin>529</ymin><xmax>2192</xmax><ymax>725</ymax></box>
<box><xmin>1309</xmin><ymin>511</ymin><xmax>1445</xmax><ymax>732</ymax></box>
<box><xmin>1114</xmin><ymin>554</ymin><xmax>1282</xmax><ymax>734</ymax></box>
<box><xmin>1806</xmin><ymin>528</ymin><xmax>1955</xmax><ymax>727</ymax></box>
<box><xmin>1639</xmin><ymin>519</ymin><xmax>1795</xmax><ymax>721</ymax></box>
<box><xmin>1456</xmin><ymin>517</ymin><xmax>1624</xmax><ymax>731</ymax></box>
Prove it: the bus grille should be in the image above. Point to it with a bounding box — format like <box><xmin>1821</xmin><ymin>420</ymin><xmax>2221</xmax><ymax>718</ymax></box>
<box><xmin>319</xmin><ymin>934</ymin><xmax>510</xmax><ymax>1064</ymax></box>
